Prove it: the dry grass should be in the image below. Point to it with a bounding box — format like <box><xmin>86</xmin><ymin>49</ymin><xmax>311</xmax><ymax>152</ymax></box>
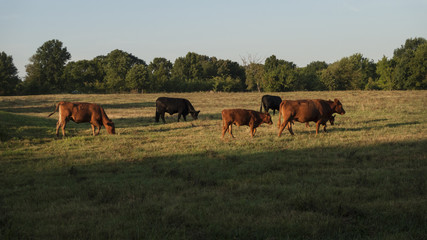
<box><xmin>1</xmin><ymin>90</ymin><xmax>426</xmax><ymax>239</ymax></box>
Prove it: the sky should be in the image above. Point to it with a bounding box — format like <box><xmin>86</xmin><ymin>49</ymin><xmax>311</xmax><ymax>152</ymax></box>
<box><xmin>1</xmin><ymin>0</ymin><xmax>426</xmax><ymax>78</ymax></box>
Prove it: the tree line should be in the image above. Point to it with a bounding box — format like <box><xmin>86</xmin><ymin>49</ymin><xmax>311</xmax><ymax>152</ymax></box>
<box><xmin>1</xmin><ymin>37</ymin><xmax>426</xmax><ymax>95</ymax></box>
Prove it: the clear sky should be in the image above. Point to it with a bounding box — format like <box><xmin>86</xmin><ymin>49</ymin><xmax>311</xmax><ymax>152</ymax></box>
<box><xmin>1</xmin><ymin>0</ymin><xmax>426</xmax><ymax>78</ymax></box>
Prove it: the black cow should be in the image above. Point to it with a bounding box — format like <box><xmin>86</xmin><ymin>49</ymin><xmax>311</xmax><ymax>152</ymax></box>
<box><xmin>260</xmin><ymin>95</ymin><xmax>282</xmax><ymax>115</ymax></box>
<box><xmin>155</xmin><ymin>97</ymin><xmax>200</xmax><ymax>123</ymax></box>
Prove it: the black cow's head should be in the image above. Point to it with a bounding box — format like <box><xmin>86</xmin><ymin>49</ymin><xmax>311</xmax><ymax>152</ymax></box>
<box><xmin>190</xmin><ymin>110</ymin><xmax>200</xmax><ymax>120</ymax></box>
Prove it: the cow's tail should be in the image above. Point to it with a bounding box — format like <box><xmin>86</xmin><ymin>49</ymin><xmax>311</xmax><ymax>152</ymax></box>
<box><xmin>47</xmin><ymin>103</ymin><xmax>60</xmax><ymax>118</ymax></box>
<box><xmin>260</xmin><ymin>101</ymin><xmax>263</xmax><ymax>112</ymax></box>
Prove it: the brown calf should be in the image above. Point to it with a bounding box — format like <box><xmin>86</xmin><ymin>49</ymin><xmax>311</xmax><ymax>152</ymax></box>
<box><xmin>47</xmin><ymin>101</ymin><xmax>115</xmax><ymax>136</ymax></box>
<box><xmin>221</xmin><ymin>109</ymin><xmax>272</xmax><ymax>138</ymax></box>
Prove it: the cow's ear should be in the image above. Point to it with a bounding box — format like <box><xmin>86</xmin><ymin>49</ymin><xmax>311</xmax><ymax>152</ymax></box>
<box><xmin>334</xmin><ymin>98</ymin><xmax>339</xmax><ymax>103</ymax></box>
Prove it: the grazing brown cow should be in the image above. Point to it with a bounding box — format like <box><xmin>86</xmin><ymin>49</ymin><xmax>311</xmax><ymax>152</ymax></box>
<box><xmin>278</xmin><ymin>98</ymin><xmax>345</xmax><ymax>136</ymax></box>
<box><xmin>47</xmin><ymin>101</ymin><xmax>115</xmax><ymax>137</ymax></box>
<box><xmin>221</xmin><ymin>109</ymin><xmax>272</xmax><ymax>138</ymax></box>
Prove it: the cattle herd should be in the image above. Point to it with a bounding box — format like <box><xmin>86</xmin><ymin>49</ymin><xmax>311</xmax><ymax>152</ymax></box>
<box><xmin>47</xmin><ymin>95</ymin><xmax>345</xmax><ymax>138</ymax></box>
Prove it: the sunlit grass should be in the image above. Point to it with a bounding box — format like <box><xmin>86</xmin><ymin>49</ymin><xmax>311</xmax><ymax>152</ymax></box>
<box><xmin>1</xmin><ymin>91</ymin><xmax>426</xmax><ymax>239</ymax></box>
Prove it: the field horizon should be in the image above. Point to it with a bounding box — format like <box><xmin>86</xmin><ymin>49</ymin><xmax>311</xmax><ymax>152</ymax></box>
<box><xmin>1</xmin><ymin>90</ymin><xmax>426</xmax><ymax>239</ymax></box>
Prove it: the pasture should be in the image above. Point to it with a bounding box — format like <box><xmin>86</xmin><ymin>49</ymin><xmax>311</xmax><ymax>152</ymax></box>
<box><xmin>0</xmin><ymin>91</ymin><xmax>426</xmax><ymax>239</ymax></box>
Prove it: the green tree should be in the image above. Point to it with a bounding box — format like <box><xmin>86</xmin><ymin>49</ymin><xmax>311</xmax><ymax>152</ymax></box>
<box><xmin>392</xmin><ymin>38</ymin><xmax>427</xmax><ymax>89</ymax></box>
<box><xmin>103</xmin><ymin>49</ymin><xmax>146</xmax><ymax>92</ymax></box>
<box><xmin>375</xmin><ymin>56</ymin><xmax>396</xmax><ymax>90</ymax></box>
<box><xmin>241</xmin><ymin>54</ymin><xmax>264</xmax><ymax>91</ymax></box>
<box><xmin>148</xmin><ymin>57</ymin><xmax>173</xmax><ymax>92</ymax></box>
<box><xmin>406</xmin><ymin>42</ymin><xmax>427</xmax><ymax>89</ymax></box>
<box><xmin>24</xmin><ymin>39</ymin><xmax>71</xmax><ymax>94</ymax></box>
<box><xmin>0</xmin><ymin>52</ymin><xmax>21</xmax><ymax>95</ymax></box>
<box><xmin>62</xmin><ymin>59</ymin><xmax>105</xmax><ymax>93</ymax></box>
<box><xmin>244</xmin><ymin>63</ymin><xmax>264</xmax><ymax>91</ymax></box>
<box><xmin>263</xmin><ymin>55</ymin><xmax>296</xmax><ymax>91</ymax></box>
<box><xmin>320</xmin><ymin>53</ymin><xmax>376</xmax><ymax>90</ymax></box>
<box><xmin>215</xmin><ymin>59</ymin><xmax>246</xmax><ymax>91</ymax></box>
<box><xmin>298</xmin><ymin>61</ymin><xmax>328</xmax><ymax>91</ymax></box>
<box><xmin>212</xmin><ymin>76</ymin><xmax>244</xmax><ymax>92</ymax></box>
<box><xmin>171</xmin><ymin>52</ymin><xmax>214</xmax><ymax>91</ymax></box>
<box><xmin>125</xmin><ymin>64</ymin><xmax>150</xmax><ymax>92</ymax></box>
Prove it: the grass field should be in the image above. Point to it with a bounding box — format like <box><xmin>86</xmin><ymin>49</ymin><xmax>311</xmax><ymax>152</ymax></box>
<box><xmin>0</xmin><ymin>91</ymin><xmax>426</xmax><ymax>239</ymax></box>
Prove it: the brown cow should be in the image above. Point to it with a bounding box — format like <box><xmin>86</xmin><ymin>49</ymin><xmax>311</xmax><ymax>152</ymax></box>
<box><xmin>287</xmin><ymin>99</ymin><xmax>336</xmax><ymax>132</ymax></box>
<box><xmin>278</xmin><ymin>98</ymin><xmax>345</xmax><ymax>136</ymax></box>
<box><xmin>47</xmin><ymin>101</ymin><xmax>115</xmax><ymax>137</ymax></box>
<box><xmin>221</xmin><ymin>109</ymin><xmax>272</xmax><ymax>138</ymax></box>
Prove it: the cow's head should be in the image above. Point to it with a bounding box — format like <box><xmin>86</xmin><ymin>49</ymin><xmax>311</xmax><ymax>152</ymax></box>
<box><xmin>263</xmin><ymin>113</ymin><xmax>273</xmax><ymax>125</ymax></box>
<box><xmin>190</xmin><ymin>110</ymin><xmax>200</xmax><ymax>120</ymax></box>
<box><xmin>106</xmin><ymin>121</ymin><xmax>115</xmax><ymax>134</ymax></box>
<box><xmin>333</xmin><ymin>99</ymin><xmax>346</xmax><ymax>115</ymax></box>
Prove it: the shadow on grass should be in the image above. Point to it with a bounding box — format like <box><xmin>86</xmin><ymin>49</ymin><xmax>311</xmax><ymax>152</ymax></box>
<box><xmin>353</xmin><ymin>118</ymin><xmax>388</xmax><ymax>124</ymax></box>
<box><xmin>0</xmin><ymin>105</ymin><xmax>54</xmax><ymax>114</ymax></box>
<box><xmin>385</xmin><ymin>121</ymin><xmax>420</xmax><ymax>128</ymax></box>
<box><xmin>329</xmin><ymin>120</ymin><xmax>421</xmax><ymax>133</ymax></box>
<box><xmin>3</xmin><ymin>138</ymin><xmax>425</xmax><ymax>239</ymax></box>
<box><xmin>0</xmin><ymin>111</ymin><xmax>58</xmax><ymax>141</ymax></box>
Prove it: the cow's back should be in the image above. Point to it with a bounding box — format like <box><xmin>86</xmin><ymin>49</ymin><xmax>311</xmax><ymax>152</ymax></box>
<box><xmin>156</xmin><ymin>97</ymin><xmax>187</xmax><ymax>113</ymax></box>
<box><xmin>70</xmin><ymin>102</ymin><xmax>101</xmax><ymax>123</ymax></box>
<box><xmin>262</xmin><ymin>95</ymin><xmax>282</xmax><ymax>106</ymax></box>
<box><xmin>283</xmin><ymin>99</ymin><xmax>333</xmax><ymax>122</ymax></box>
<box><xmin>222</xmin><ymin>109</ymin><xmax>252</xmax><ymax>125</ymax></box>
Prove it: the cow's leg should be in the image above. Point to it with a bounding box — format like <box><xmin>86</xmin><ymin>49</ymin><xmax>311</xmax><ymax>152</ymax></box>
<box><xmin>55</xmin><ymin>121</ymin><xmax>61</xmax><ymax>137</ymax></box>
<box><xmin>61</xmin><ymin>119</ymin><xmax>68</xmax><ymax>137</ymax></box>
<box><xmin>229</xmin><ymin>124</ymin><xmax>235</xmax><ymax>138</ymax></box>
<box><xmin>323</xmin><ymin>124</ymin><xmax>327</xmax><ymax>132</ymax></box>
<box><xmin>161</xmin><ymin>112</ymin><xmax>166</xmax><ymax>123</ymax></box>
<box><xmin>91</xmin><ymin>123</ymin><xmax>101</xmax><ymax>136</ymax></box>
<box><xmin>96</xmin><ymin>125</ymin><xmax>101</xmax><ymax>135</ymax></box>
<box><xmin>278</xmin><ymin>119</ymin><xmax>292</xmax><ymax>137</ymax></box>
<box><xmin>315</xmin><ymin>121</ymin><xmax>321</xmax><ymax>135</ymax></box>
<box><xmin>273</xmin><ymin>109</ymin><xmax>275</xmax><ymax>115</ymax></box>
<box><xmin>155</xmin><ymin>111</ymin><xmax>160</xmax><ymax>122</ymax></box>
<box><xmin>306</xmin><ymin>122</ymin><xmax>310</xmax><ymax>128</ymax></box>
<box><xmin>287</xmin><ymin>122</ymin><xmax>294</xmax><ymax>135</ymax></box>
<box><xmin>221</xmin><ymin>123</ymin><xmax>229</xmax><ymax>138</ymax></box>
<box><xmin>182</xmin><ymin>114</ymin><xmax>187</xmax><ymax>121</ymax></box>
<box><xmin>177</xmin><ymin>113</ymin><xmax>181</xmax><ymax>122</ymax></box>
